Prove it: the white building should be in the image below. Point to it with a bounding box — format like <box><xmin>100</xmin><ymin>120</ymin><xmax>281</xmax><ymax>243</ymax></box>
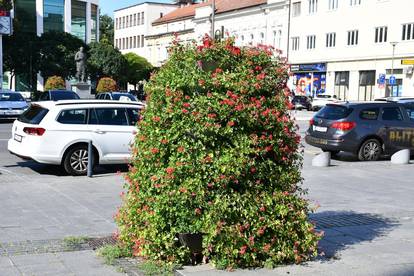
<box><xmin>288</xmin><ymin>0</ymin><xmax>414</xmax><ymax>100</ymax></box>
<box><xmin>114</xmin><ymin>2</ymin><xmax>177</xmax><ymax>61</ymax></box>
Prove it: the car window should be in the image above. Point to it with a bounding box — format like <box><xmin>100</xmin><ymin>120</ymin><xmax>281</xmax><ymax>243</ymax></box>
<box><xmin>18</xmin><ymin>105</ymin><xmax>49</xmax><ymax>124</ymax></box>
<box><xmin>316</xmin><ymin>105</ymin><xmax>352</xmax><ymax>120</ymax></box>
<box><xmin>104</xmin><ymin>94</ymin><xmax>111</xmax><ymax>100</ymax></box>
<box><xmin>39</xmin><ymin>93</ymin><xmax>50</xmax><ymax>101</ymax></box>
<box><xmin>51</xmin><ymin>92</ymin><xmax>80</xmax><ymax>101</ymax></box>
<box><xmin>382</xmin><ymin>107</ymin><xmax>403</xmax><ymax>121</ymax></box>
<box><xmin>127</xmin><ymin>108</ymin><xmax>140</xmax><ymax>126</ymax></box>
<box><xmin>112</xmin><ymin>94</ymin><xmax>136</xmax><ymax>101</ymax></box>
<box><xmin>57</xmin><ymin>109</ymin><xmax>87</xmax><ymax>124</ymax></box>
<box><xmin>0</xmin><ymin>93</ymin><xmax>25</xmax><ymax>101</ymax></box>
<box><xmin>402</xmin><ymin>104</ymin><xmax>414</xmax><ymax>121</ymax></box>
<box><xmin>360</xmin><ymin>108</ymin><xmax>379</xmax><ymax>120</ymax></box>
<box><xmin>94</xmin><ymin>108</ymin><xmax>129</xmax><ymax>125</ymax></box>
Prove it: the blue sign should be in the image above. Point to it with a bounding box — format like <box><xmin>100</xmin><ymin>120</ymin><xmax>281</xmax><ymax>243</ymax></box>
<box><xmin>378</xmin><ymin>74</ymin><xmax>386</xmax><ymax>85</ymax></box>
<box><xmin>389</xmin><ymin>75</ymin><xmax>396</xmax><ymax>85</ymax></box>
<box><xmin>291</xmin><ymin>63</ymin><xmax>326</xmax><ymax>72</ymax></box>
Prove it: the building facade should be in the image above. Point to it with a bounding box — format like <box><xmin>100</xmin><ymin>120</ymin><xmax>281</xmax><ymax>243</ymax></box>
<box><xmin>9</xmin><ymin>0</ymin><xmax>100</xmax><ymax>91</ymax></box>
<box><xmin>288</xmin><ymin>0</ymin><xmax>414</xmax><ymax>100</ymax></box>
<box><xmin>114</xmin><ymin>2</ymin><xmax>178</xmax><ymax>63</ymax></box>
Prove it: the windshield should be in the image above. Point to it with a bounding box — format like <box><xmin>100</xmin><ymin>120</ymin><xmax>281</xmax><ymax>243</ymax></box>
<box><xmin>112</xmin><ymin>94</ymin><xmax>136</xmax><ymax>101</ymax></box>
<box><xmin>316</xmin><ymin>105</ymin><xmax>353</xmax><ymax>120</ymax></box>
<box><xmin>0</xmin><ymin>93</ymin><xmax>25</xmax><ymax>101</ymax></box>
<box><xmin>51</xmin><ymin>92</ymin><xmax>80</xmax><ymax>100</ymax></box>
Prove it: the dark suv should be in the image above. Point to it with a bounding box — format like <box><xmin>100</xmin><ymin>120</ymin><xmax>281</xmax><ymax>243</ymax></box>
<box><xmin>305</xmin><ymin>102</ymin><xmax>414</xmax><ymax>161</ymax></box>
<box><xmin>291</xmin><ymin>95</ymin><xmax>312</xmax><ymax>110</ymax></box>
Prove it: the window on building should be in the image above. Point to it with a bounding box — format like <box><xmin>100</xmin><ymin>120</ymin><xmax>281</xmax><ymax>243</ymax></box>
<box><xmin>326</xmin><ymin>32</ymin><xmax>336</xmax><ymax>47</ymax></box>
<box><xmin>402</xmin><ymin>23</ymin><xmax>414</xmax><ymax>41</ymax></box>
<box><xmin>134</xmin><ymin>14</ymin><xmax>136</xmax><ymax>26</ymax></box>
<box><xmin>130</xmin><ymin>37</ymin><xmax>133</xmax><ymax>49</ymax></box>
<box><xmin>133</xmin><ymin>36</ymin><xmax>136</xmax><ymax>48</ymax></box>
<box><xmin>350</xmin><ymin>0</ymin><xmax>361</xmax><ymax>6</ymax></box>
<box><xmin>328</xmin><ymin>0</ymin><xmax>338</xmax><ymax>10</ymax></box>
<box><xmin>160</xmin><ymin>12</ymin><xmax>163</xmax><ymax>18</ymax></box>
<box><xmin>115</xmin><ymin>18</ymin><xmax>118</xmax><ymax>30</ymax></box>
<box><xmin>137</xmin><ymin>13</ymin><xmax>141</xmax><ymax>25</ymax></box>
<box><xmin>141</xmin><ymin>12</ymin><xmax>144</xmax><ymax>24</ymax></box>
<box><xmin>375</xmin><ymin>26</ymin><xmax>387</xmax><ymax>43</ymax></box>
<box><xmin>43</xmin><ymin>0</ymin><xmax>65</xmax><ymax>32</ymax></box>
<box><xmin>308</xmin><ymin>0</ymin><xmax>318</xmax><ymax>14</ymax></box>
<box><xmin>71</xmin><ymin>0</ymin><xmax>87</xmax><ymax>42</ymax></box>
<box><xmin>122</xmin><ymin>38</ymin><xmax>125</xmax><ymax>50</ymax></box>
<box><xmin>14</xmin><ymin>0</ymin><xmax>37</xmax><ymax>34</ymax></box>
<box><xmin>141</xmin><ymin>35</ymin><xmax>145</xmax><ymax>47</ymax></box>
<box><xmin>91</xmin><ymin>4</ymin><xmax>98</xmax><ymax>42</ymax></box>
<box><xmin>129</xmin><ymin>15</ymin><xmax>133</xmax><ymax>27</ymax></box>
<box><xmin>137</xmin><ymin>35</ymin><xmax>141</xmax><ymax>48</ymax></box>
<box><xmin>291</xmin><ymin>36</ymin><xmax>300</xmax><ymax>51</ymax></box>
<box><xmin>292</xmin><ymin>2</ymin><xmax>301</xmax><ymax>17</ymax></box>
<box><xmin>123</xmin><ymin>17</ymin><xmax>125</xmax><ymax>28</ymax></box>
<box><xmin>307</xmin><ymin>35</ymin><xmax>316</xmax><ymax>49</ymax></box>
<box><xmin>126</xmin><ymin>16</ymin><xmax>129</xmax><ymax>28</ymax></box>
<box><xmin>359</xmin><ymin>71</ymin><xmax>376</xmax><ymax>101</ymax></box>
<box><xmin>347</xmin><ymin>30</ymin><xmax>359</xmax><ymax>45</ymax></box>
<box><xmin>334</xmin><ymin>71</ymin><xmax>349</xmax><ymax>100</ymax></box>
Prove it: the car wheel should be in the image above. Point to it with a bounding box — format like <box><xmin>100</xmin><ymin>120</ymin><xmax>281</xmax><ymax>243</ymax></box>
<box><xmin>63</xmin><ymin>145</ymin><xmax>94</xmax><ymax>176</ymax></box>
<box><xmin>358</xmin><ymin>139</ymin><xmax>382</xmax><ymax>161</ymax></box>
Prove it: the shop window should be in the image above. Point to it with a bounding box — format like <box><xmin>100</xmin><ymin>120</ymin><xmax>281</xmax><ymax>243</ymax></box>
<box><xmin>334</xmin><ymin>71</ymin><xmax>349</xmax><ymax>100</ymax></box>
<box><xmin>358</xmin><ymin>71</ymin><xmax>376</xmax><ymax>101</ymax></box>
<box><xmin>385</xmin><ymin>78</ymin><xmax>403</xmax><ymax>97</ymax></box>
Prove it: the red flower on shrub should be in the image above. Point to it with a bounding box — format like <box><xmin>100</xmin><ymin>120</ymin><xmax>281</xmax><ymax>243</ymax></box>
<box><xmin>195</xmin><ymin>208</ymin><xmax>202</xmax><ymax>215</ymax></box>
<box><xmin>182</xmin><ymin>109</ymin><xmax>189</xmax><ymax>114</ymax></box>
<box><xmin>228</xmin><ymin>121</ymin><xmax>235</xmax><ymax>127</ymax></box>
<box><xmin>239</xmin><ymin>245</ymin><xmax>247</xmax><ymax>255</ymax></box>
<box><xmin>166</xmin><ymin>167</ymin><xmax>175</xmax><ymax>175</ymax></box>
<box><xmin>151</xmin><ymin>148</ymin><xmax>160</xmax><ymax>154</ymax></box>
<box><xmin>152</xmin><ymin>116</ymin><xmax>161</xmax><ymax>122</ymax></box>
<box><xmin>183</xmin><ymin>103</ymin><xmax>191</xmax><ymax>108</ymax></box>
<box><xmin>198</xmin><ymin>79</ymin><xmax>206</xmax><ymax>86</ymax></box>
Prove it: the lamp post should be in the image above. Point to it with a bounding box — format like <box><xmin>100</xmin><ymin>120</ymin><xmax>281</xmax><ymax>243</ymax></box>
<box><xmin>211</xmin><ymin>0</ymin><xmax>215</xmax><ymax>38</ymax></box>
<box><xmin>390</xmin><ymin>41</ymin><xmax>398</xmax><ymax>96</ymax></box>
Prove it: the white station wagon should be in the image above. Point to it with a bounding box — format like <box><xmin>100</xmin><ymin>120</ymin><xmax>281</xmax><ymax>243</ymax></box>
<box><xmin>8</xmin><ymin>100</ymin><xmax>144</xmax><ymax>175</ymax></box>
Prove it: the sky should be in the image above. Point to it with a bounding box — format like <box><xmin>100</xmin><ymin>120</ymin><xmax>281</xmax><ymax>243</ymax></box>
<box><xmin>100</xmin><ymin>0</ymin><xmax>174</xmax><ymax>17</ymax></box>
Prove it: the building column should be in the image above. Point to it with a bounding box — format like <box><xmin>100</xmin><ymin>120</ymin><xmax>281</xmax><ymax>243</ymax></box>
<box><xmin>64</xmin><ymin>0</ymin><xmax>72</xmax><ymax>33</ymax></box>
<box><xmin>36</xmin><ymin>0</ymin><xmax>43</xmax><ymax>36</ymax></box>
<box><xmin>96</xmin><ymin>6</ymin><xmax>100</xmax><ymax>41</ymax></box>
<box><xmin>86</xmin><ymin>1</ymin><xmax>92</xmax><ymax>43</ymax></box>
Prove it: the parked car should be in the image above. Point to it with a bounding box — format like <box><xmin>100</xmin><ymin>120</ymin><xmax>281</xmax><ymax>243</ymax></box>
<box><xmin>291</xmin><ymin>95</ymin><xmax>312</xmax><ymax>110</ymax></box>
<box><xmin>305</xmin><ymin>102</ymin><xmax>414</xmax><ymax>161</ymax></box>
<box><xmin>8</xmin><ymin>100</ymin><xmax>145</xmax><ymax>175</ymax></box>
<box><xmin>0</xmin><ymin>92</ymin><xmax>29</xmax><ymax>120</ymax></box>
<box><xmin>38</xmin><ymin>90</ymin><xmax>80</xmax><ymax>101</ymax></box>
<box><xmin>310</xmin><ymin>94</ymin><xmax>338</xmax><ymax>111</ymax></box>
<box><xmin>95</xmin><ymin>92</ymin><xmax>137</xmax><ymax>102</ymax></box>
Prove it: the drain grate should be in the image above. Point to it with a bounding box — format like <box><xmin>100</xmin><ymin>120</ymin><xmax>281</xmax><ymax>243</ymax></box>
<box><xmin>0</xmin><ymin>235</ymin><xmax>117</xmax><ymax>256</ymax></box>
<box><xmin>310</xmin><ymin>213</ymin><xmax>390</xmax><ymax>229</ymax></box>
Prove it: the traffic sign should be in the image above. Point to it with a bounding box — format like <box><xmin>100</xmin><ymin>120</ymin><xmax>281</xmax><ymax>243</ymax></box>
<box><xmin>378</xmin><ymin>74</ymin><xmax>386</xmax><ymax>85</ymax></box>
<box><xmin>389</xmin><ymin>75</ymin><xmax>396</xmax><ymax>85</ymax></box>
<box><xmin>401</xmin><ymin>59</ymin><xmax>414</xmax><ymax>65</ymax></box>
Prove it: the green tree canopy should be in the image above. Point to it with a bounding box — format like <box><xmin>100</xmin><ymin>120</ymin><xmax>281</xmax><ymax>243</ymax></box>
<box><xmin>0</xmin><ymin>0</ymin><xmax>13</xmax><ymax>11</ymax></box>
<box><xmin>124</xmin><ymin>53</ymin><xmax>153</xmax><ymax>89</ymax></box>
<box><xmin>38</xmin><ymin>31</ymin><xmax>86</xmax><ymax>80</ymax></box>
<box><xmin>87</xmin><ymin>41</ymin><xmax>127</xmax><ymax>84</ymax></box>
<box><xmin>99</xmin><ymin>15</ymin><xmax>114</xmax><ymax>45</ymax></box>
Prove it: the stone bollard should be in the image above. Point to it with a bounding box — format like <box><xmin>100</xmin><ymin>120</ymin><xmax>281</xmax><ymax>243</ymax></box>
<box><xmin>312</xmin><ymin>152</ymin><xmax>331</xmax><ymax>167</ymax></box>
<box><xmin>391</xmin><ymin>149</ymin><xmax>410</xmax><ymax>165</ymax></box>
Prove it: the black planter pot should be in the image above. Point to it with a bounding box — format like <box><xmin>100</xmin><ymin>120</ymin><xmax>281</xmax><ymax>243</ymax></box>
<box><xmin>178</xmin><ymin>233</ymin><xmax>203</xmax><ymax>253</ymax></box>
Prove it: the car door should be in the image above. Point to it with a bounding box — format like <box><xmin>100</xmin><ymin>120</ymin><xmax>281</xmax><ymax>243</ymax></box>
<box><xmin>380</xmin><ymin>106</ymin><xmax>414</xmax><ymax>154</ymax></box>
<box><xmin>89</xmin><ymin>107</ymin><xmax>135</xmax><ymax>163</ymax></box>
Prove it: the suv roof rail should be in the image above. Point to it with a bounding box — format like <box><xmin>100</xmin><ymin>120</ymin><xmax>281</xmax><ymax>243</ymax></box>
<box><xmin>55</xmin><ymin>101</ymin><xmax>145</xmax><ymax>106</ymax></box>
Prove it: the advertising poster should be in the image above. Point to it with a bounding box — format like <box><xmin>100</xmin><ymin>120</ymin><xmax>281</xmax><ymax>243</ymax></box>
<box><xmin>294</xmin><ymin>73</ymin><xmax>326</xmax><ymax>96</ymax></box>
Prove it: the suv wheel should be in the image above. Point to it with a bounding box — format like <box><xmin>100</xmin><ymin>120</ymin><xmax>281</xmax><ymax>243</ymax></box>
<box><xmin>358</xmin><ymin>139</ymin><xmax>382</xmax><ymax>161</ymax></box>
<box><xmin>63</xmin><ymin>145</ymin><xmax>94</xmax><ymax>176</ymax></box>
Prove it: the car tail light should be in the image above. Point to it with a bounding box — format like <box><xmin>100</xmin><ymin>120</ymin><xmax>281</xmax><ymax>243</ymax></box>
<box><xmin>331</xmin><ymin>121</ymin><xmax>356</xmax><ymax>131</ymax></box>
<box><xmin>23</xmin><ymin>127</ymin><xmax>46</xmax><ymax>136</ymax></box>
<box><xmin>309</xmin><ymin>118</ymin><xmax>315</xmax><ymax>125</ymax></box>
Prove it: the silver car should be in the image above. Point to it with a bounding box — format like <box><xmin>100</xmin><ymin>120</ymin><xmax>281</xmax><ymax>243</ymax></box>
<box><xmin>0</xmin><ymin>92</ymin><xmax>29</xmax><ymax>120</ymax></box>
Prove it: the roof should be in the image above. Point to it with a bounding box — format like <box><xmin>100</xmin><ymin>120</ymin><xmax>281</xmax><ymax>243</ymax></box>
<box><xmin>114</xmin><ymin>1</ymin><xmax>177</xmax><ymax>13</ymax></box>
<box><xmin>33</xmin><ymin>100</ymin><xmax>145</xmax><ymax>108</ymax></box>
<box><xmin>153</xmin><ymin>0</ymin><xmax>267</xmax><ymax>25</ymax></box>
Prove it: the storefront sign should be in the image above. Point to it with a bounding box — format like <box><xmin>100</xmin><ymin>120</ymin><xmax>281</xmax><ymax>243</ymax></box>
<box><xmin>290</xmin><ymin>63</ymin><xmax>326</xmax><ymax>72</ymax></box>
<box><xmin>401</xmin><ymin>59</ymin><xmax>414</xmax><ymax>65</ymax></box>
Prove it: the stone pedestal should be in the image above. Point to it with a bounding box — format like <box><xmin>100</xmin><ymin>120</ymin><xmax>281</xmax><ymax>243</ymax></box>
<box><xmin>391</xmin><ymin>149</ymin><xmax>411</xmax><ymax>165</ymax></box>
<box><xmin>312</xmin><ymin>152</ymin><xmax>331</xmax><ymax>167</ymax></box>
<box><xmin>72</xmin><ymin>83</ymin><xmax>92</xmax><ymax>99</ymax></box>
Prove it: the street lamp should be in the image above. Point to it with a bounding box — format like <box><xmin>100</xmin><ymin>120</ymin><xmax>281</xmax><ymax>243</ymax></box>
<box><xmin>211</xmin><ymin>0</ymin><xmax>215</xmax><ymax>38</ymax></box>
<box><xmin>390</xmin><ymin>41</ymin><xmax>398</xmax><ymax>96</ymax></box>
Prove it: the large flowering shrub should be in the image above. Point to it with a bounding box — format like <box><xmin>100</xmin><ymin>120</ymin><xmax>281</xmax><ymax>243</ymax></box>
<box><xmin>96</xmin><ymin>77</ymin><xmax>117</xmax><ymax>93</ymax></box>
<box><xmin>44</xmin><ymin>76</ymin><xmax>65</xmax><ymax>91</ymax></box>
<box><xmin>116</xmin><ymin>37</ymin><xmax>320</xmax><ymax>269</ymax></box>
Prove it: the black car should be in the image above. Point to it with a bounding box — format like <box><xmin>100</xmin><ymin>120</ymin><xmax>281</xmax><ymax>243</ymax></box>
<box><xmin>291</xmin><ymin>95</ymin><xmax>312</xmax><ymax>111</ymax></box>
<box><xmin>38</xmin><ymin>90</ymin><xmax>80</xmax><ymax>101</ymax></box>
<box><xmin>305</xmin><ymin>102</ymin><xmax>414</xmax><ymax>161</ymax></box>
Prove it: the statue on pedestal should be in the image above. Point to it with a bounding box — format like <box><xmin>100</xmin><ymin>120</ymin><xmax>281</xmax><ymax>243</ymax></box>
<box><xmin>75</xmin><ymin>47</ymin><xmax>87</xmax><ymax>83</ymax></box>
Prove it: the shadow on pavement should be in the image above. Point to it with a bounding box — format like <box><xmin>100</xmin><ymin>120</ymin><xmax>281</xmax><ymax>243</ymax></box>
<box><xmin>4</xmin><ymin>161</ymin><xmax>129</xmax><ymax>177</ymax></box>
<box><xmin>309</xmin><ymin>210</ymin><xmax>397</xmax><ymax>261</ymax></box>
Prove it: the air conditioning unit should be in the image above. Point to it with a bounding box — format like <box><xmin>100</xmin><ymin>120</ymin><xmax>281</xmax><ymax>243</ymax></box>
<box><xmin>404</xmin><ymin>66</ymin><xmax>414</xmax><ymax>75</ymax></box>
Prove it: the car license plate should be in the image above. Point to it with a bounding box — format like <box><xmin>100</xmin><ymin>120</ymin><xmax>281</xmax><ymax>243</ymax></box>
<box><xmin>313</xmin><ymin>126</ymin><xmax>328</xmax><ymax>132</ymax></box>
<box><xmin>308</xmin><ymin>136</ymin><xmax>328</xmax><ymax>145</ymax></box>
<box><xmin>14</xmin><ymin>134</ymin><xmax>22</xmax><ymax>142</ymax></box>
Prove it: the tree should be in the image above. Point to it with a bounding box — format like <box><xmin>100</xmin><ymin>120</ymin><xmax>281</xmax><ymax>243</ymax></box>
<box><xmin>96</xmin><ymin>77</ymin><xmax>117</xmax><ymax>93</ymax></box>
<box><xmin>99</xmin><ymin>15</ymin><xmax>114</xmax><ymax>45</ymax></box>
<box><xmin>44</xmin><ymin>76</ymin><xmax>66</xmax><ymax>90</ymax></box>
<box><xmin>4</xmin><ymin>31</ymin><xmax>40</xmax><ymax>91</ymax></box>
<box><xmin>38</xmin><ymin>31</ymin><xmax>86</xmax><ymax>80</ymax></box>
<box><xmin>124</xmin><ymin>53</ymin><xmax>153</xmax><ymax>90</ymax></box>
<box><xmin>88</xmin><ymin>41</ymin><xmax>127</xmax><ymax>85</ymax></box>
<box><xmin>116</xmin><ymin>37</ymin><xmax>321</xmax><ymax>268</ymax></box>
<box><xmin>0</xmin><ymin>0</ymin><xmax>13</xmax><ymax>11</ymax></box>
